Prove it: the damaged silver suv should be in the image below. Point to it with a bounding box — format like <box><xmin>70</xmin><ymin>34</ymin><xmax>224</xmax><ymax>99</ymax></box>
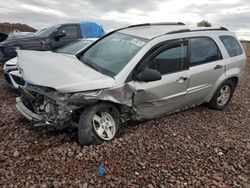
<box><xmin>16</xmin><ymin>23</ymin><xmax>246</xmax><ymax>145</ymax></box>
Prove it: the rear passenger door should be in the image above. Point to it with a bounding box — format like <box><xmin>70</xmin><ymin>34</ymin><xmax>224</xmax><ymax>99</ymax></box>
<box><xmin>185</xmin><ymin>37</ymin><xmax>225</xmax><ymax>105</ymax></box>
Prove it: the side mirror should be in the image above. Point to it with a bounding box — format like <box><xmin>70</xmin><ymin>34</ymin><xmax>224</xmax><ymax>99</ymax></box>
<box><xmin>136</xmin><ymin>68</ymin><xmax>162</xmax><ymax>82</ymax></box>
<box><xmin>54</xmin><ymin>30</ymin><xmax>66</xmax><ymax>40</ymax></box>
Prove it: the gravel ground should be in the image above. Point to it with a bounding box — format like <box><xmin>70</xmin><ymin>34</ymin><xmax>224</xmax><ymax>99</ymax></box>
<box><xmin>0</xmin><ymin>59</ymin><xmax>250</xmax><ymax>188</ymax></box>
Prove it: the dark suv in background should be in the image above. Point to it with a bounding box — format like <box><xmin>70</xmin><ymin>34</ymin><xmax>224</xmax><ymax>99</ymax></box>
<box><xmin>0</xmin><ymin>22</ymin><xmax>105</xmax><ymax>64</ymax></box>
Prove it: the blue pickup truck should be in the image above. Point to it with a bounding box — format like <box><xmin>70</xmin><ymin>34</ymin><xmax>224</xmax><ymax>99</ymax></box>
<box><xmin>0</xmin><ymin>21</ymin><xmax>105</xmax><ymax>64</ymax></box>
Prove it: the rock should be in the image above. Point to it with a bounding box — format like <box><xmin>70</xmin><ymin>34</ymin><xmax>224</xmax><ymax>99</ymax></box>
<box><xmin>52</xmin><ymin>180</ymin><xmax>60</xmax><ymax>188</ymax></box>
<box><xmin>67</xmin><ymin>151</ymin><xmax>74</xmax><ymax>157</ymax></box>
<box><xmin>26</xmin><ymin>155</ymin><xmax>31</xmax><ymax>160</ymax></box>
<box><xmin>89</xmin><ymin>179</ymin><xmax>94</xmax><ymax>185</ymax></box>
<box><xmin>247</xmin><ymin>143</ymin><xmax>250</xmax><ymax>150</ymax></box>
<box><xmin>13</xmin><ymin>151</ymin><xmax>20</xmax><ymax>158</ymax></box>
<box><xmin>78</xmin><ymin>152</ymin><xmax>83</xmax><ymax>157</ymax></box>
<box><xmin>168</xmin><ymin>176</ymin><xmax>176</xmax><ymax>183</ymax></box>
<box><xmin>243</xmin><ymin>183</ymin><xmax>250</xmax><ymax>188</ymax></box>
<box><xmin>238</xmin><ymin>174</ymin><xmax>249</xmax><ymax>182</ymax></box>
<box><xmin>212</xmin><ymin>173</ymin><xmax>223</xmax><ymax>182</ymax></box>
<box><xmin>147</xmin><ymin>184</ymin><xmax>155</xmax><ymax>188</ymax></box>
<box><xmin>105</xmin><ymin>175</ymin><xmax>111</xmax><ymax>180</ymax></box>
<box><xmin>218</xmin><ymin>152</ymin><xmax>224</xmax><ymax>156</ymax></box>
<box><xmin>233</xmin><ymin>181</ymin><xmax>241</xmax><ymax>187</ymax></box>
<box><xmin>246</xmin><ymin>152</ymin><xmax>250</xmax><ymax>161</ymax></box>
<box><xmin>54</xmin><ymin>156</ymin><xmax>60</xmax><ymax>161</ymax></box>
<box><xmin>40</xmin><ymin>183</ymin><xmax>47</xmax><ymax>188</ymax></box>
<box><xmin>34</xmin><ymin>157</ymin><xmax>40</xmax><ymax>161</ymax></box>
<box><xmin>82</xmin><ymin>182</ymin><xmax>88</xmax><ymax>188</ymax></box>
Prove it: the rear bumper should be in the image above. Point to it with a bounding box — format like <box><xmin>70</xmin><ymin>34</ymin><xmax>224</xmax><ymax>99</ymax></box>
<box><xmin>16</xmin><ymin>97</ymin><xmax>43</xmax><ymax>122</ymax></box>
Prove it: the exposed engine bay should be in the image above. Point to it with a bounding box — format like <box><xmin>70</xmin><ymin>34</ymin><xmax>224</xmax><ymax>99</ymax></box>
<box><xmin>17</xmin><ymin>84</ymin><xmax>133</xmax><ymax>129</ymax></box>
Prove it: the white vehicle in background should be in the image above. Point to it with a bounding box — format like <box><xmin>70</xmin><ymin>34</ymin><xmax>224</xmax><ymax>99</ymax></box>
<box><xmin>3</xmin><ymin>38</ymin><xmax>97</xmax><ymax>89</ymax></box>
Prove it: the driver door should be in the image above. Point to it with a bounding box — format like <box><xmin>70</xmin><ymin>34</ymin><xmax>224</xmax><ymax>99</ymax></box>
<box><xmin>131</xmin><ymin>40</ymin><xmax>190</xmax><ymax>118</ymax></box>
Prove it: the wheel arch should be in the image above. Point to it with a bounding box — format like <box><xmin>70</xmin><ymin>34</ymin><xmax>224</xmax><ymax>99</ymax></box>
<box><xmin>227</xmin><ymin>76</ymin><xmax>239</xmax><ymax>88</ymax></box>
<box><xmin>95</xmin><ymin>100</ymin><xmax>122</xmax><ymax>112</ymax></box>
<box><xmin>95</xmin><ymin>100</ymin><xmax>132</xmax><ymax>123</ymax></box>
<box><xmin>205</xmin><ymin>74</ymin><xmax>239</xmax><ymax>102</ymax></box>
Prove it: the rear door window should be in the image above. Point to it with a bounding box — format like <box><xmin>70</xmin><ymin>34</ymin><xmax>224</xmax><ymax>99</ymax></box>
<box><xmin>219</xmin><ymin>35</ymin><xmax>243</xmax><ymax>57</ymax></box>
<box><xmin>189</xmin><ymin>37</ymin><xmax>221</xmax><ymax>66</ymax></box>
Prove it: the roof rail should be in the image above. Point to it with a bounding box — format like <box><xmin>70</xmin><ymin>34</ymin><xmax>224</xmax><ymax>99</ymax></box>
<box><xmin>128</xmin><ymin>22</ymin><xmax>185</xmax><ymax>28</ymax></box>
<box><xmin>167</xmin><ymin>29</ymin><xmax>191</xmax><ymax>34</ymax></box>
<box><xmin>166</xmin><ymin>26</ymin><xmax>229</xmax><ymax>35</ymax></box>
<box><xmin>219</xmin><ymin>26</ymin><xmax>228</xmax><ymax>31</ymax></box>
<box><xmin>151</xmin><ymin>22</ymin><xmax>185</xmax><ymax>26</ymax></box>
<box><xmin>127</xmin><ymin>23</ymin><xmax>151</xmax><ymax>28</ymax></box>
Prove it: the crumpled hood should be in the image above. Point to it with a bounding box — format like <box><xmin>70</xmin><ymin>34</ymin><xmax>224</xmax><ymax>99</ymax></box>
<box><xmin>17</xmin><ymin>50</ymin><xmax>116</xmax><ymax>93</ymax></box>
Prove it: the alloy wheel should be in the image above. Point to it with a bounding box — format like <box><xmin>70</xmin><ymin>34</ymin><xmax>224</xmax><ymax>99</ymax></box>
<box><xmin>92</xmin><ymin>111</ymin><xmax>116</xmax><ymax>141</ymax></box>
<box><xmin>217</xmin><ymin>85</ymin><xmax>231</xmax><ymax>106</ymax></box>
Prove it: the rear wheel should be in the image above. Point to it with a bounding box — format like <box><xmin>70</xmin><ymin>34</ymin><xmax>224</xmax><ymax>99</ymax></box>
<box><xmin>78</xmin><ymin>103</ymin><xmax>120</xmax><ymax>145</ymax></box>
<box><xmin>207</xmin><ymin>79</ymin><xmax>236</xmax><ymax>110</ymax></box>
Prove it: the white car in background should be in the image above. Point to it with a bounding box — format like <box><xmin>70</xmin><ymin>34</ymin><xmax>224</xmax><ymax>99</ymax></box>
<box><xmin>3</xmin><ymin>38</ymin><xmax>97</xmax><ymax>89</ymax></box>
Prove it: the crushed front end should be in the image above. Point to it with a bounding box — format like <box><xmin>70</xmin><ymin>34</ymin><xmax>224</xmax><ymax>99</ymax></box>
<box><xmin>16</xmin><ymin>84</ymin><xmax>98</xmax><ymax>129</ymax></box>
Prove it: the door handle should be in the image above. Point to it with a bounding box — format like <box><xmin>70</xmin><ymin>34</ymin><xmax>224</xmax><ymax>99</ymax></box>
<box><xmin>214</xmin><ymin>65</ymin><xmax>223</xmax><ymax>69</ymax></box>
<box><xmin>177</xmin><ymin>77</ymin><xmax>188</xmax><ymax>83</ymax></box>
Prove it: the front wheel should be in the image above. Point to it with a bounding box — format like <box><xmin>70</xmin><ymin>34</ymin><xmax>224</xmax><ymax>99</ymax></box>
<box><xmin>78</xmin><ymin>103</ymin><xmax>120</xmax><ymax>145</ymax></box>
<box><xmin>207</xmin><ymin>80</ymin><xmax>236</xmax><ymax>110</ymax></box>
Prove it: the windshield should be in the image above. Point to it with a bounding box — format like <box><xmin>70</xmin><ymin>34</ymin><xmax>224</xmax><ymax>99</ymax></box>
<box><xmin>55</xmin><ymin>40</ymin><xmax>94</xmax><ymax>54</ymax></box>
<box><xmin>34</xmin><ymin>25</ymin><xmax>60</xmax><ymax>38</ymax></box>
<box><xmin>33</xmin><ymin>28</ymin><xmax>46</xmax><ymax>35</ymax></box>
<box><xmin>81</xmin><ymin>32</ymin><xmax>148</xmax><ymax>76</ymax></box>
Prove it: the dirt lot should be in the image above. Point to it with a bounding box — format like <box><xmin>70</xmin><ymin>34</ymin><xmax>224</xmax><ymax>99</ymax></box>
<box><xmin>0</xmin><ymin>59</ymin><xmax>250</xmax><ymax>188</ymax></box>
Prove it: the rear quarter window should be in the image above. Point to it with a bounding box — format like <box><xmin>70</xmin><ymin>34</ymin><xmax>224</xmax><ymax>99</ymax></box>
<box><xmin>219</xmin><ymin>35</ymin><xmax>243</xmax><ymax>57</ymax></box>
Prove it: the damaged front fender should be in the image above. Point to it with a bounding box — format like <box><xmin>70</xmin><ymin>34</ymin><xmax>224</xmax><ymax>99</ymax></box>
<box><xmin>86</xmin><ymin>83</ymin><xmax>135</xmax><ymax>106</ymax></box>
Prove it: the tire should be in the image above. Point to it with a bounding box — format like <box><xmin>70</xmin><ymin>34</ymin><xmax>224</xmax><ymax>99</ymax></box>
<box><xmin>207</xmin><ymin>79</ymin><xmax>236</xmax><ymax>110</ymax></box>
<box><xmin>78</xmin><ymin>103</ymin><xmax>120</xmax><ymax>145</ymax></box>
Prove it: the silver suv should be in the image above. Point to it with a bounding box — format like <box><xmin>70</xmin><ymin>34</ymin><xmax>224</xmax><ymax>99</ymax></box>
<box><xmin>16</xmin><ymin>23</ymin><xmax>247</xmax><ymax>145</ymax></box>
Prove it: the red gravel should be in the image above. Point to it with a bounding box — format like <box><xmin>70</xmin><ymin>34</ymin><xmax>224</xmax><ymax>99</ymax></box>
<box><xmin>0</xmin><ymin>59</ymin><xmax>250</xmax><ymax>187</ymax></box>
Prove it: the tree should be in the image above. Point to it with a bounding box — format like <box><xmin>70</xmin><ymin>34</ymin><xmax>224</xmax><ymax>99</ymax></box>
<box><xmin>197</xmin><ymin>20</ymin><xmax>212</xmax><ymax>27</ymax></box>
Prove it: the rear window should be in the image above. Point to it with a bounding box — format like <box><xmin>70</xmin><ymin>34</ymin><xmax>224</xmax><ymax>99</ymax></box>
<box><xmin>220</xmin><ymin>35</ymin><xmax>243</xmax><ymax>57</ymax></box>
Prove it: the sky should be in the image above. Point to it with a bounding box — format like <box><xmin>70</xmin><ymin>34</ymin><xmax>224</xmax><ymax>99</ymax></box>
<box><xmin>0</xmin><ymin>0</ymin><xmax>249</xmax><ymax>40</ymax></box>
